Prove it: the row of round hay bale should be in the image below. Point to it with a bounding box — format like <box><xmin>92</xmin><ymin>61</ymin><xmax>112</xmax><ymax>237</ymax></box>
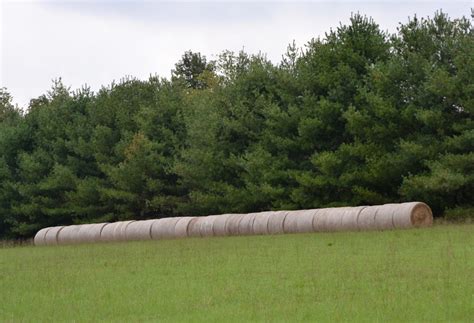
<box><xmin>33</xmin><ymin>202</ymin><xmax>433</xmax><ymax>246</ymax></box>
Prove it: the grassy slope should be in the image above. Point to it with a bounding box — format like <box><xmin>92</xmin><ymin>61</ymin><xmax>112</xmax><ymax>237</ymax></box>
<box><xmin>1</xmin><ymin>224</ymin><xmax>473</xmax><ymax>322</ymax></box>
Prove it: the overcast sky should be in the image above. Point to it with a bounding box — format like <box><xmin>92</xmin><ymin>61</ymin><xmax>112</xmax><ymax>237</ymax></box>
<box><xmin>0</xmin><ymin>1</ymin><xmax>471</xmax><ymax>108</ymax></box>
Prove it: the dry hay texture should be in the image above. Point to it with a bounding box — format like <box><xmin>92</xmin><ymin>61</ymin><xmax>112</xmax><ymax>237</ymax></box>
<box><xmin>57</xmin><ymin>225</ymin><xmax>81</xmax><ymax>245</ymax></box>
<box><xmin>125</xmin><ymin>220</ymin><xmax>156</xmax><ymax>241</ymax></box>
<box><xmin>252</xmin><ymin>211</ymin><xmax>274</xmax><ymax>235</ymax></box>
<box><xmin>100</xmin><ymin>221</ymin><xmax>135</xmax><ymax>242</ymax></box>
<box><xmin>33</xmin><ymin>227</ymin><xmax>51</xmax><ymax>246</ymax></box>
<box><xmin>187</xmin><ymin>217</ymin><xmax>204</xmax><ymax>238</ymax></box>
<box><xmin>173</xmin><ymin>217</ymin><xmax>195</xmax><ymax>238</ymax></box>
<box><xmin>212</xmin><ymin>214</ymin><xmax>233</xmax><ymax>236</ymax></box>
<box><xmin>151</xmin><ymin>217</ymin><xmax>181</xmax><ymax>240</ymax></box>
<box><xmin>34</xmin><ymin>202</ymin><xmax>433</xmax><ymax>245</ymax></box>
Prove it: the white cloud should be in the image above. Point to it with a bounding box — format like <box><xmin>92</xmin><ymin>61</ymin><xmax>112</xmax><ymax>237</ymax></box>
<box><xmin>1</xmin><ymin>1</ymin><xmax>471</xmax><ymax>108</ymax></box>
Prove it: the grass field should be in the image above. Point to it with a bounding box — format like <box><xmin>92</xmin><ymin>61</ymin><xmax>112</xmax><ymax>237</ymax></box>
<box><xmin>1</xmin><ymin>224</ymin><xmax>473</xmax><ymax>322</ymax></box>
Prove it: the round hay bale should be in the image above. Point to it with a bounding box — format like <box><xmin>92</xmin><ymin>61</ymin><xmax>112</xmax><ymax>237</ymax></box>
<box><xmin>200</xmin><ymin>215</ymin><xmax>219</xmax><ymax>237</ymax></box>
<box><xmin>238</xmin><ymin>213</ymin><xmax>258</xmax><ymax>235</ymax></box>
<box><xmin>324</xmin><ymin>207</ymin><xmax>350</xmax><ymax>231</ymax></box>
<box><xmin>44</xmin><ymin>226</ymin><xmax>65</xmax><ymax>245</ymax></box>
<box><xmin>100</xmin><ymin>221</ymin><xmax>135</xmax><ymax>242</ymax></box>
<box><xmin>151</xmin><ymin>217</ymin><xmax>181</xmax><ymax>240</ymax></box>
<box><xmin>252</xmin><ymin>211</ymin><xmax>273</xmax><ymax>235</ymax></box>
<box><xmin>74</xmin><ymin>224</ymin><xmax>93</xmax><ymax>244</ymax></box>
<box><xmin>284</xmin><ymin>210</ymin><xmax>318</xmax><ymax>233</ymax></box>
<box><xmin>187</xmin><ymin>217</ymin><xmax>204</xmax><ymax>237</ymax></box>
<box><xmin>174</xmin><ymin>217</ymin><xmax>195</xmax><ymax>238</ymax></box>
<box><xmin>356</xmin><ymin>206</ymin><xmax>378</xmax><ymax>231</ymax></box>
<box><xmin>313</xmin><ymin>208</ymin><xmax>331</xmax><ymax>232</ymax></box>
<box><xmin>125</xmin><ymin>220</ymin><xmax>155</xmax><ymax>241</ymax></box>
<box><xmin>75</xmin><ymin>223</ymin><xmax>108</xmax><ymax>243</ymax></box>
<box><xmin>340</xmin><ymin>206</ymin><xmax>367</xmax><ymax>231</ymax></box>
<box><xmin>212</xmin><ymin>214</ymin><xmax>233</xmax><ymax>236</ymax></box>
<box><xmin>295</xmin><ymin>209</ymin><xmax>319</xmax><ymax>233</ymax></box>
<box><xmin>225</xmin><ymin>214</ymin><xmax>245</xmax><ymax>236</ymax></box>
<box><xmin>374</xmin><ymin>204</ymin><xmax>397</xmax><ymax>230</ymax></box>
<box><xmin>267</xmin><ymin>211</ymin><xmax>289</xmax><ymax>234</ymax></box>
<box><xmin>34</xmin><ymin>227</ymin><xmax>51</xmax><ymax>246</ymax></box>
<box><xmin>57</xmin><ymin>225</ymin><xmax>82</xmax><ymax>244</ymax></box>
<box><xmin>393</xmin><ymin>202</ymin><xmax>433</xmax><ymax>229</ymax></box>
<box><xmin>100</xmin><ymin>223</ymin><xmax>116</xmax><ymax>242</ymax></box>
<box><xmin>282</xmin><ymin>210</ymin><xmax>300</xmax><ymax>234</ymax></box>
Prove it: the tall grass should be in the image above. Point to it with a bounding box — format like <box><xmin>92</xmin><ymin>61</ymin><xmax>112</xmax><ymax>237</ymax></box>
<box><xmin>1</xmin><ymin>224</ymin><xmax>473</xmax><ymax>321</ymax></box>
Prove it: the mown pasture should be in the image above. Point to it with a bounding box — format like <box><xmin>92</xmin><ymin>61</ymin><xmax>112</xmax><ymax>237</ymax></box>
<box><xmin>1</xmin><ymin>224</ymin><xmax>473</xmax><ymax>321</ymax></box>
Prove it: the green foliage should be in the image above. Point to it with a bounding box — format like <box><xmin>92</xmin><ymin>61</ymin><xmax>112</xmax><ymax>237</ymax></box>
<box><xmin>0</xmin><ymin>11</ymin><xmax>472</xmax><ymax>238</ymax></box>
<box><xmin>443</xmin><ymin>207</ymin><xmax>474</xmax><ymax>221</ymax></box>
<box><xmin>172</xmin><ymin>50</ymin><xmax>215</xmax><ymax>89</ymax></box>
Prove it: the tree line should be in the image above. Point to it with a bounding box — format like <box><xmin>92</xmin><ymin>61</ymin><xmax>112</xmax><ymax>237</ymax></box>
<box><xmin>1</xmin><ymin>12</ymin><xmax>472</xmax><ymax>239</ymax></box>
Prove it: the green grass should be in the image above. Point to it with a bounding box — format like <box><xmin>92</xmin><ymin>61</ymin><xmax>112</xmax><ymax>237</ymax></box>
<box><xmin>1</xmin><ymin>224</ymin><xmax>473</xmax><ymax>322</ymax></box>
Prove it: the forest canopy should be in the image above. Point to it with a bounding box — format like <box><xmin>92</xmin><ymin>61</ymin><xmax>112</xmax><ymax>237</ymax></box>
<box><xmin>1</xmin><ymin>11</ymin><xmax>472</xmax><ymax>239</ymax></box>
